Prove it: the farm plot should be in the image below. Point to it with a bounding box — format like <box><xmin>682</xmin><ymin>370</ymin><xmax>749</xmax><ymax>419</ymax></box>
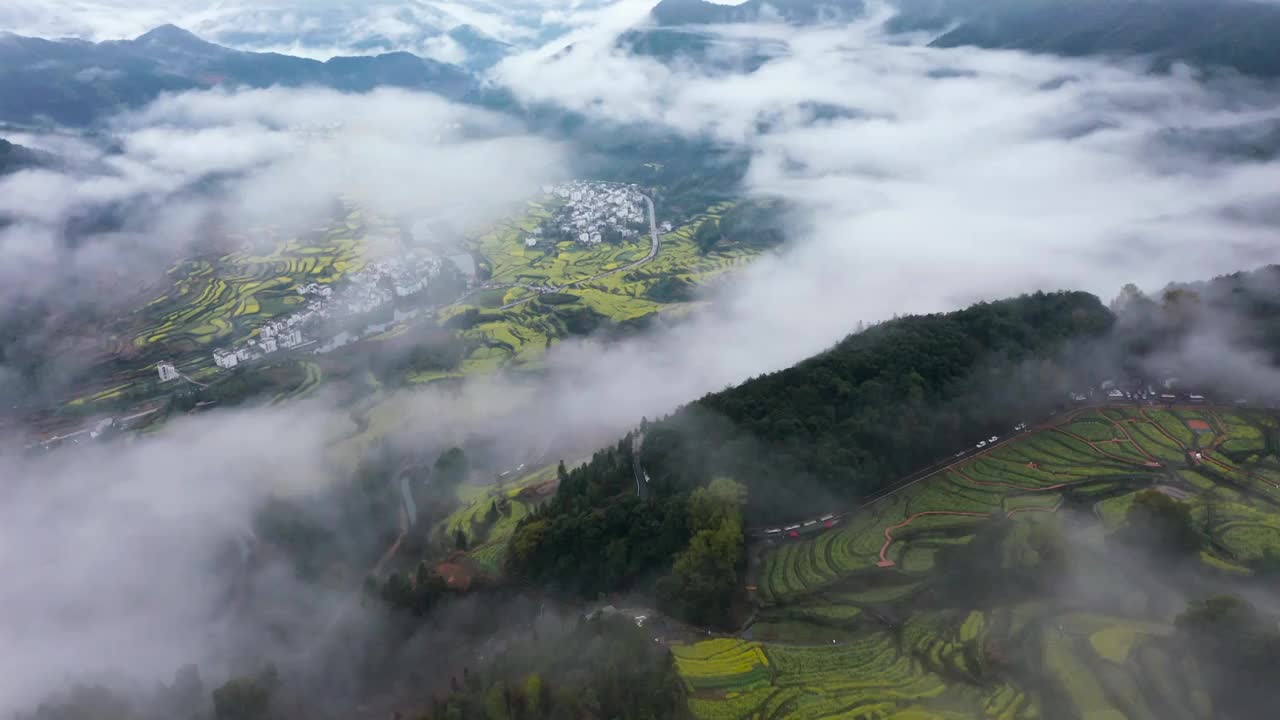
<box><xmin>128</xmin><ymin>220</ymin><xmax>370</xmax><ymax>352</ymax></box>
<box><xmin>676</xmin><ymin>629</ymin><xmax>1036</xmax><ymax>720</ymax></box>
<box><xmin>451</xmin><ymin>201</ymin><xmax>761</xmax><ymax>373</ymax></box>
<box><xmin>758</xmin><ymin>409</ymin><xmax>1188</xmax><ymax>604</ymax></box>
<box><xmin>723</xmin><ymin>406</ymin><xmax>1280</xmax><ymax>720</ymax></box>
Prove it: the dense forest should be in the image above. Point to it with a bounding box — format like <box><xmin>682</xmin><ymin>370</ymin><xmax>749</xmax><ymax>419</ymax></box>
<box><xmin>418</xmin><ymin>616</ymin><xmax>690</xmax><ymax>720</ymax></box>
<box><xmin>505</xmin><ymin>270</ymin><xmax>1280</xmax><ymax>631</ymax></box>
<box><xmin>643</xmin><ymin>290</ymin><xmax>1116</xmax><ymax>520</ymax></box>
<box><xmin>507</xmin><ymin>290</ymin><xmax>1116</xmax><ymax>625</ymax></box>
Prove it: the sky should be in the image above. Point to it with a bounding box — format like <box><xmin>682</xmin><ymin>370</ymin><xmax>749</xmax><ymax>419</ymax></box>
<box><xmin>3</xmin><ymin>0</ymin><xmax>1280</xmax><ymax>714</ymax></box>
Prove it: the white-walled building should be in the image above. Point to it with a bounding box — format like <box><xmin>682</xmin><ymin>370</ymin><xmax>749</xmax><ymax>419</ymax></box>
<box><xmin>280</xmin><ymin>329</ymin><xmax>304</xmax><ymax>349</ymax></box>
<box><xmin>213</xmin><ymin>349</ymin><xmax>239</xmax><ymax>369</ymax></box>
<box><xmin>157</xmin><ymin>361</ymin><xmax>179</xmax><ymax>383</ymax></box>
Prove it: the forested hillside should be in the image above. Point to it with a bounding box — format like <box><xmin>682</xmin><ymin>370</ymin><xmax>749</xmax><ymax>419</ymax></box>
<box><xmin>508</xmin><ymin>290</ymin><xmax>1115</xmax><ymax>621</ymax></box>
<box><xmin>890</xmin><ymin>0</ymin><xmax>1280</xmax><ymax>79</ymax></box>
<box><xmin>644</xmin><ymin>290</ymin><xmax>1114</xmax><ymax>520</ymax></box>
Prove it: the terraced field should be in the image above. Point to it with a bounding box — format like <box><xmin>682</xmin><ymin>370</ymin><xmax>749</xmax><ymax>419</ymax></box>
<box><xmin>757</xmin><ymin>406</ymin><xmax>1279</xmax><ymax>605</ymax></box>
<box><xmin>674</xmin><ymin>631</ymin><xmax>1035</xmax><ymax>720</ymax></box>
<box><xmin>129</xmin><ymin>215</ymin><xmax>378</xmax><ymax>352</ymax></box>
<box><xmin>436</xmin><ymin>462</ymin><xmax>563</xmax><ymax>575</ymax></box>
<box><xmin>680</xmin><ymin>405</ymin><xmax>1280</xmax><ymax>720</ymax></box>
<box><xmin>450</xmin><ymin>200</ymin><xmax>760</xmax><ymax>373</ymax></box>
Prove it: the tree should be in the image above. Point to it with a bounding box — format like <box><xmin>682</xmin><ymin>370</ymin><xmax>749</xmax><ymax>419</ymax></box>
<box><xmin>433</xmin><ymin>448</ymin><xmax>469</xmax><ymax>492</ymax></box>
<box><xmin>455</xmin><ymin>529</ymin><xmax>469</xmax><ymax>551</ymax></box>
<box><xmin>1117</xmin><ymin>490</ymin><xmax>1202</xmax><ymax>554</ymax></box>
<box><xmin>212</xmin><ymin>664</ymin><xmax>278</xmax><ymax>720</ymax></box>
<box><xmin>1176</xmin><ymin>595</ymin><xmax>1280</xmax><ymax>717</ymax></box>
<box><xmin>658</xmin><ymin>478</ymin><xmax>746</xmax><ymax>626</ymax></box>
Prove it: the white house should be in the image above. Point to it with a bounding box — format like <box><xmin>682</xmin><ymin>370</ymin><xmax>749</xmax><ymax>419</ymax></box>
<box><xmin>525</xmin><ymin>237</ymin><xmax>538</xmax><ymax>248</ymax></box>
<box><xmin>260</xmin><ymin>337</ymin><xmax>278</xmax><ymax>354</ymax></box>
<box><xmin>157</xmin><ymin>361</ymin><xmax>179</xmax><ymax>383</ymax></box>
<box><xmin>280</xmin><ymin>329</ymin><xmax>304</xmax><ymax>349</ymax></box>
<box><xmin>213</xmin><ymin>349</ymin><xmax>239</xmax><ymax>370</ymax></box>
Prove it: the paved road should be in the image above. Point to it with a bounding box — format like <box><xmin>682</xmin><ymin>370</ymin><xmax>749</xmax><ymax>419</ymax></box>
<box><xmin>746</xmin><ymin>397</ymin><xmax>1280</xmax><ymax>539</ymax></box>
<box><xmin>632</xmin><ymin>431</ymin><xmax>649</xmax><ymax>499</ymax></box>
<box><xmin>746</xmin><ymin>400</ymin><xmax>1155</xmax><ymax>538</ymax></box>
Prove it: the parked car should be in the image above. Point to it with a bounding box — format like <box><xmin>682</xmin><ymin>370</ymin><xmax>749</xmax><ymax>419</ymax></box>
<box><xmin>989</xmin><ymin>436</ymin><xmax>999</xmax><ymax>443</ymax></box>
<box><xmin>977</xmin><ymin>441</ymin><xmax>988</xmax><ymax>449</ymax></box>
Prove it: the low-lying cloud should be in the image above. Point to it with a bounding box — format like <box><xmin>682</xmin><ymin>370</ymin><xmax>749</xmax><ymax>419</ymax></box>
<box><xmin>6</xmin><ymin>3</ymin><xmax>1280</xmax><ymax>716</ymax></box>
<box><xmin>486</xmin><ymin>8</ymin><xmax>1280</xmax><ymax>398</ymax></box>
<box><xmin>0</xmin><ymin>0</ymin><xmax>623</xmax><ymax>63</ymax></box>
<box><xmin>0</xmin><ymin>404</ymin><xmax>344</xmax><ymax>714</ymax></box>
<box><xmin>0</xmin><ymin>86</ymin><xmax>565</xmax><ymax>303</ymax></box>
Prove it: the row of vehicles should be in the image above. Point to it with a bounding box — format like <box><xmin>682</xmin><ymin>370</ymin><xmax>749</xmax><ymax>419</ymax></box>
<box><xmin>763</xmin><ymin>513</ymin><xmax>839</xmax><ymax>539</ymax></box>
<box><xmin>968</xmin><ymin>421</ymin><xmax>1028</xmax><ymax>453</ymax></box>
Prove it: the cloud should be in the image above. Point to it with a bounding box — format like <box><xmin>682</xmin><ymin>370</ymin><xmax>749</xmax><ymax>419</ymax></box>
<box><xmin>8</xmin><ymin>5</ymin><xmax>1280</xmax><ymax>716</ymax></box>
<box><xmin>496</xmin><ymin>13</ymin><xmax>1280</xmax><ymax>315</ymax></box>
<box><xmin>0</xmin><ymin>86</ymin><xmax>565</xmax><ymax>298</ymax></box>
<box><xmin>0</xmin><ymin>403</ymin><xmax>346</xmax><ymax>714</ymax></box>
<box><xmin>0</xmin><ymin>0</ymin><xmax>631</xmax><ymax>62</ymax></box>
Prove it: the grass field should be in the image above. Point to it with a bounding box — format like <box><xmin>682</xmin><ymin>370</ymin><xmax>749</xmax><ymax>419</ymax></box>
<box><xmin>680</xmin><ymin>405</ymin><xmax>1280</xmax><ymax>720</ymax></box>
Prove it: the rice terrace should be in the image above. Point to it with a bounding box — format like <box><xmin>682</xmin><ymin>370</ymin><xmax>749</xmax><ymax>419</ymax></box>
<box><xmin>673</xmin><ymin>404</ymin><xmax>1280</xmax><ymax>720</ymax></box>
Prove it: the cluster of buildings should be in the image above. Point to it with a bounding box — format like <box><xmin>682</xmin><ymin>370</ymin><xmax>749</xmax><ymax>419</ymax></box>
<box><xmin>209</xmin><ymin>251</ymin><xmax>445</xmax><ymax>371</ymax></box>
<box><xmin>1070</xmin><ymin>378</ymin><xmax>1210</xmax><ymax>405</ymax></box>
<box><xmin>534</xmin><ymin>181</ymin><xmax>648</xmax><ymax>247</ymax></box>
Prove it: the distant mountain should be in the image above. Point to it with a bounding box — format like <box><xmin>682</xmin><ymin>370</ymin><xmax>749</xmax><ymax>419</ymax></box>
<box><xmin>890</xmin><ymin>0</ymin><xmax>1280</xmax><ymax>78</ymax></box>
<box><xmin>621</xmin><ymin>0</ymin><xmax>854</xmax><ymax>69</ymax></box>
<box><xmin>0</xmin><ymin>25</ymin><xmax>482</xmax><ymax>127</ymax></box>
<box><xmin>0</xmin><ymin>138</ymin><xmax>55</xmax><ymax>176</ymax></box>
<box><xmin>650</xmin><ymin>0</ymin><xmax>866</xmax><ymax>26</ymax></box>
<box><xmin>616</xmin><ymin>27</ymin><xmax>786</xmax><ymax>73</ymax></box>
<box><xmin>447</xmin><ymin>25</ymin><xmax>512</xmax><ymax>71</ymax></box>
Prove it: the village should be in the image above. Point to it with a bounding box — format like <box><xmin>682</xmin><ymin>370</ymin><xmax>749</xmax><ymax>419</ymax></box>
<box><xmin>532</xmin><ymin>181</ymin><xmax>654</xmax><ymax>247</ymax></box>
<box><xmin>186</xmin><ymin>249</ymin><xmax>448</xmax><ymax>373</ymax></box>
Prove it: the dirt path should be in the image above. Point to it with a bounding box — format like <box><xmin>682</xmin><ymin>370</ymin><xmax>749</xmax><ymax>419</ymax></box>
<box><xmin>1006</xmin><ymin>498</ymin><xmax>1066</xmax><ymax>517</ymax></box>
<box><xmin>876</xmin><ymin>511</ymin><xmax>992</xmax><ymax>568</ymax></box>
<box><xmin>1052</xmin><ymin>427</ymin><xmax>1160</xmax><ymax>468</ymax></box>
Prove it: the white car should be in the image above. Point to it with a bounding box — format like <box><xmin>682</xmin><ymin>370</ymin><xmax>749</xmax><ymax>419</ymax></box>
<box><xmin>977</xmin><ymin>441</ymin><xmax>988</xmax><ymax>449</ymax></box>
<box><xmin>989</xmin><ymin>436</ymin><xmax>999</xmax><ymax>443</ymax></box>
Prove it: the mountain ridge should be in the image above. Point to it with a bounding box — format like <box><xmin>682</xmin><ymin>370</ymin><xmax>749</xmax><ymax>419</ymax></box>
<box><xmin>0</xmin><ymin>25</ymin><xmax>482</xmax><ymax>127</ymax></box>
